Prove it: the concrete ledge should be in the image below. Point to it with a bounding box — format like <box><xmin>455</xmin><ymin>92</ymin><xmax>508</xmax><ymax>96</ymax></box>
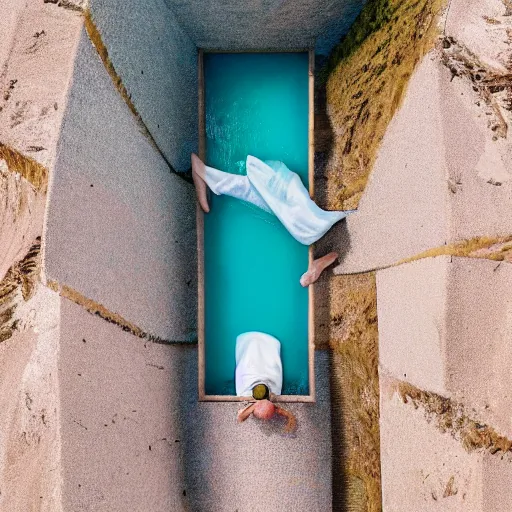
<box><xmin>334</xmin><ymin>54</ymin><xmax>449</xmax><ymax>274</ymax></box>
<box><xmin>377</xmin><ymin>256</ymin><xmax>450</xmax><ymax>396</ymax></box>
<box><xmin>377</xmin><ymin>256</ymin><xmax>512</xmax><ymax>437</ymax></box>
<box><xmin>334</xmin><ymin>40</ymin><xmax>512</xmax><ymax>275</ymax></box>
<box><xmin>43</xmin><ymin>30</ymin><xmax>197</xmax><ymax>341</ymax></box>
<box><xmin>165</xmin><ymin>0</ymin><xmax>365</xmax><ymax>55</ymax></box>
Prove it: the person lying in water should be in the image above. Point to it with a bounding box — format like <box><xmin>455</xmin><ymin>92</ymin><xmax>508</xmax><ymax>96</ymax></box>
<box><xmin>191</xmin><ymin>153</ymin><xmax>355</xmax><ymax>286</ymax></box>
<box><xmin>235</xmin><ymin>331</ymin><xmax>296</xmax><ymax>433</ymax></box>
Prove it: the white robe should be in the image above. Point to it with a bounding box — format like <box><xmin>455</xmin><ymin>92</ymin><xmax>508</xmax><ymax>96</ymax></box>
<box><xmin>203</xmin><ymin>155</ymin><xmax>355</xmax><ymax>246</ymax></box>
<box><xmin>235</xmin><ymin>332</ymin><xmax>283</xmax><ymax>397</ymax></box>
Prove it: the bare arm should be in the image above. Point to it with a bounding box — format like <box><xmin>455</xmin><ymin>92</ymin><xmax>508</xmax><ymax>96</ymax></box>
<box><xmin>275</xmin><ymin>406</ymin><xmax>297</xmax><ymax>433</ymax></box>
<box><xmin>237</xmin><ymin>403</ymin><xmax>256</xmax><ymax>423</ymax></box>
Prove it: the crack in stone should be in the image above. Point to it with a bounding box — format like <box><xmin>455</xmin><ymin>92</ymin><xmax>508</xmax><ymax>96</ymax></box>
<box><xmin>46</xmin><ymin>279</ymin><xmax>195</xmax><ymax>345</ymax></box>
<box><xmin>339</xmin><ymin>235</ymin><xmax>512</xmax><ymax>275</ymax></box>
<box><xmin>395</xmin><ymin>379</ymin><xmax>512</xmax><ymax>456</ymax></box>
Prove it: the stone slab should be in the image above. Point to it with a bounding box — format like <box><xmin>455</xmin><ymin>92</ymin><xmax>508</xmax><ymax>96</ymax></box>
<box><xmin>445</xmin><ymin>258</ymin><xmax>512</xmax><ymax>438</ymax></box>
<box><xmin>334</xmin><ymin>54</ymin><xmax>449</xmax><ymax>274</ymax></box>
<box><xmin>59</xmin><ymin>297</ymin><xmax>332</xmax><ymax>512</ymax></box>
<box><xmin>380</xmin><ymin>375</ymin><xmax>512</xmax><ymax>512</ymax></box>
<box><xmin>88</xmin><ymin>0</ymin><xmax>198</xmax><ymax>171</ymax></box>
<box><xmin>0</xmin><ymin>0</ymin><xmax>83</xmax><ymax>168</ymax></box>
<box><xmin>334</xmin><ymin>41</ymin><xmax>512</xmax><ymax>275</ymax></box>
<box><xmin>377</xmin><ymin>256</ymin><xmax>450</xmax><ymax>396</ymax></box>
<box><xmin>377</xmin><ymin>257</ymin><xmax>512</xmax><ymax>438</ymax></box>
<box><xmin>43</xmin><ymin>30</ymin><xmax>197</xmax><ymax>342</ymax></box>
<box><xmin>0</xmin><ymin>287</ymin><xmax>61</xmax><ymax>512</ymax></box>
<box><xmin>165</xmin><ymin>0</ymin><xmax>365</xmax><ymax>56</ymax></box>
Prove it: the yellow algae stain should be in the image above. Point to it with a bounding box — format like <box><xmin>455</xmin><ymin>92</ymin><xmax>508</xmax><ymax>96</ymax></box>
<box><xmin>0</xmin><ymin>144</ymin><xmax>48</xmax><ymax>193</ymax></box>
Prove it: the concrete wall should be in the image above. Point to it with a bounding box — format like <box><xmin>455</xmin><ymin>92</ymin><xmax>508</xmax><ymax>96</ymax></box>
<box><xmin>377</xmin><ymin>255</ymin><xmax>512</xmax><ymax>510</ymax></box>
<box><xmin>380</xmin><ymin>375</ymin><xmax>512</xmax><ymax>512</ymax></box>
<box><xmin>87</xmin><ymin>0</ymin><xmax>198</xmax><ymax>171</ymax></box>
<box><xmin>43</xmin><ymin>29</ymin><xmax>197</xmax><ymax>342</ymax></box>
<box><xmin>165</xmin><ymin>0</ymin><xmax>365</xmax><ymax>55</ymax></box>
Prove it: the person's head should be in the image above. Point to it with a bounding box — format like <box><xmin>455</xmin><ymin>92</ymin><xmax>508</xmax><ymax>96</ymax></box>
<box><xmin>253</xmin><ymin>399</ymin><xmax>275</xmax><ymax>420</ymax></box>
<box><xmin>252</xmin><ymin>384</ymin><xmax>270</xmax><ymax>401</ymax></box>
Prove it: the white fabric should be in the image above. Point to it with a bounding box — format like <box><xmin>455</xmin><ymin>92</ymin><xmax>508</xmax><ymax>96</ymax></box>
<box><xmin>203</xmin><ymin>155</ymin><xmax>355</xmax><ymax>245</ymax></box>
<box><xmin>204</xmin><ymin>163</ymin><xmax>272</xmax><ymax>213</ymax></box>
<box><xmin>235</xmin><ymin>332</ymin><xmax>283</xmax><ymax>397</ymax></box>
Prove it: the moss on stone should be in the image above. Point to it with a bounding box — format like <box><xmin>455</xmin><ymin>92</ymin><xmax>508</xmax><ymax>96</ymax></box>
<box><xmin>0</xmin><ymin>240</ymin><xmax>40</xmax><ymax>343</ymax></box>
<box><xmin>323</xmin><ymin>0</ymin><xmax>445</xmax><ymax>210</ymax></box>
<box><xmin>0</xmin><ymin>144</ymin><xmax>48</xmax><ymax>193</ymax></box>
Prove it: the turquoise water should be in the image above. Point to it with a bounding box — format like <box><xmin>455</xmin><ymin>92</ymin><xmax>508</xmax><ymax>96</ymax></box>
<box><xmin>204</xmin><ymin>53</ymin><xmax>310</xmax><ymax>395</ymax></box>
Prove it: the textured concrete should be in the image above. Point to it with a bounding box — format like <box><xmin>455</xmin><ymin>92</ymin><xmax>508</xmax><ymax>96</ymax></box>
<box><xmin>334</xmin><ymin>54</ymin><xmax>449</xmax><ymax>274</ymax></box>
<box><xmin>165</xmin><ymin>0</ymin><xmax>365</xmax><ymax>55</ymax></box>
<box><xmin>446</xmin><ymin>258</ymin><xmax>512</xmax><ymax>438</ymax></box>
<box><xmin>59</xmin><ymin>297</ymin><xmax>332</xmax><ymax>512</ymax></box>
<box><xmin>0</xmin><ymin>0</ymin><xmax>83</xmax><ymax>168</ymax></box>
<box><xmin>380</xmin><ymin>375</ymin><xmax>512</xmax><ymax>512</ymax></box>
<box><xmin>0</xmin><ymin>0</ymin><xmax>25</xmax><ymax>72</ymax></box>
<box><xmin>43</xmin><ymin>30</ymin><xmax>197</xmax><ymax>342</ymax></box>
<box><xmin>0</xmin><ymin>162</ymin><xmax>46</xmax><ymax>282</ymax></box>
<box><xmin>377</xmin><ymin>257</ymin><xmax>512</xmax><ymax>438</ymax></box>
<box><xmin>0</xmin><ymin>287</ymin><xmax>61</xmax><ymax>512</ymax></box>
<box><xmin>88</xmin><ymin>0</ymin><xmax>198</xmax><ymax>171</ymax></box>
<box><xmin>377</xmin><ymin>256</ymin><xmax>450</xmax><ymax>396</ymax></box>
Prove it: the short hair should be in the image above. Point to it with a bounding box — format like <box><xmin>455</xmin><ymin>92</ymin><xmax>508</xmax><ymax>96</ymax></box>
<box><xmin>252</xmin><ymin>384</ymin><xmax>270</xmax><ymax>400</ymax></box>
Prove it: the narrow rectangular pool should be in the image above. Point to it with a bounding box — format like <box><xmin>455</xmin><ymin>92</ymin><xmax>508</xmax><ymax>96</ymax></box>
<box><xmin>198</xmin><ymin>51</ymin><xmax>314</xmax><ymax>400</ymax></box>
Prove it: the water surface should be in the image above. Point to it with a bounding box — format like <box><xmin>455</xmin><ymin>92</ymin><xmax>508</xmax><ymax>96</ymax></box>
<box><xmin>204</xmin><ymin>52</ymin><xmax>309</xmax><ymax>395</ymax></box>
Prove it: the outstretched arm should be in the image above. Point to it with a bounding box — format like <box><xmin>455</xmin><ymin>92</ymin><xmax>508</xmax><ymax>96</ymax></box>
<box><xmin>275</xmin><ymin>406</ymin><xmax>297</xmax><ymax>433</ymax></box>
<box><xmin>237</xmin><ymin>403</ymin><xmax>256</xmax><ymax>423</ymax></box>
